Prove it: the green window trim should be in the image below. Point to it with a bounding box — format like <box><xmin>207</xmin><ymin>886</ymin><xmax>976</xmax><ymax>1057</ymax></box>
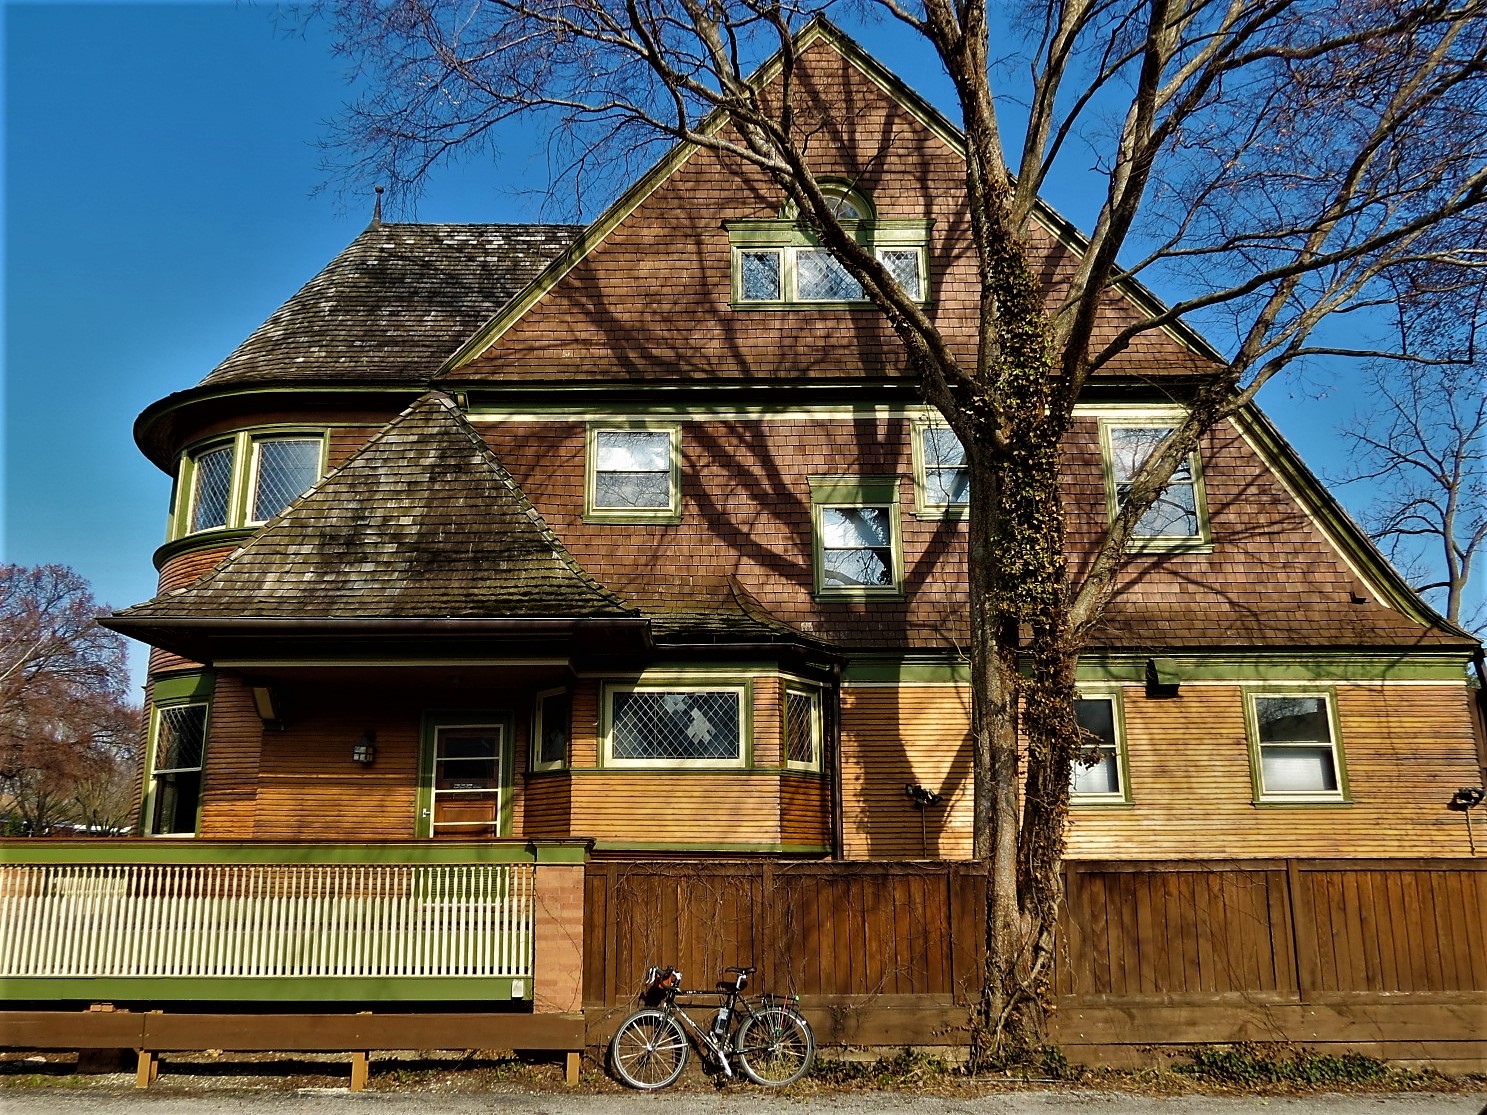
<box><xmin>531</xmin><ymin>687</ymin><xmax>570</xmax><ymax>773</ymax></box>
<box><xmin>725</xmin><ymin>206</ymin><xmax>933</xmax><ymax>308</ymax></box>
<box><xmin>1243</xmin><ymin>688</ymin><xmax>1352</xmax><ymax>805</ymax></box>
<box><xmin>416</xmin><ymin>712</ymin><xmax>517</xmax><ymax>838</ymax></box>
<box><xmin>1070</xmin><ymin>688</ymin><xmax>1133</xmax><ymax>806</ymax></box>
<box><xmin>1099</xmin><ymin>419</ymin><xmax>1213</xmax><ymax>552</ymax></box>
<box><xmin>583</xmin><ymin>422</ymin><xmax>682</xmax><ymax>523</ymax></box>
<box><xmin>141</xmin><ymin>692</ymin><xmax>212</xmax><ymax>837</ymax></box>
<box><xmin>809</xmin><ymin>475</ymin><xmax>905</xmax><ymax>600</ymax></box>
<box><xmin>172</xmin><ymin>427</ymin><xmax>328</xmax><ymax>541</ymax></box>
<box><xmin>910</xmin><ymin>419</ymin><xmax>969</xmax><ymax>518</ymax></box>
<box><xmin>599</xmin><ymin>680</ymin><xmax>754</xmax><ymax>769</ymax></box>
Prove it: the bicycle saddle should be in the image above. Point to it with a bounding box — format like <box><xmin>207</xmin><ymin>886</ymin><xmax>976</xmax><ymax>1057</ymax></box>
<box><xmin>725</xmin><ymin>966</ymin><xmax>756</xmax><ymax>975</ymax></box>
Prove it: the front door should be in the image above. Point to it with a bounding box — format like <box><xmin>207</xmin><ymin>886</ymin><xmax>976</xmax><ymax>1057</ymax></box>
<box><xmin>429</xmin><ymin>724</ymin><xmax>504</xmax><ymax>838</ymax></box>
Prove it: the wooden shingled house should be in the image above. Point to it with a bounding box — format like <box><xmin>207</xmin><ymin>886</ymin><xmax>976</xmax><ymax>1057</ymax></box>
<box><xmin>9</xmin><ymin>18</ymin><xmax>1482</xmax><ymax>1070</ymax></box>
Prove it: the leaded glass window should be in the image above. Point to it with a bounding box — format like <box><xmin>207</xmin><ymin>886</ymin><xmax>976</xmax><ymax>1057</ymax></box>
<box><xmin>821</xmin><ymin>506</ymin><xmax>894</xmax><ymax>588</ymax></box>
<box><xmin>609</xmin><ymin>688</ymin><xmax>742</xmax><ymax>764</ymax></box>
<box><xmin>1109</xmin><ymin>426</ymin><xmax>1202</xmax><ymax>539</ymax></box>
<box><xmin>251</xmin><ymin>437</ymin><xmax>321</xmax><ymax>522</ymax></box>
<box><xmin>739</xmin><ymin>250</ymin><xmax>782</xmax><ymax>301</ymax></box>
<box><xmin>1253</xmin><ymin>695</ymin><xmax>1342</xmax><ymax>799</ymax></box>
<box><xmin>795</xmin><ymin>248</ymin><xmax>864</xmax><ymax>301</ymax></box>
<box><xmin>1071</xmin><ymin>697</ymin><xmax>1124</xmax><ymax>800</ymax></box>
<box><xmin>921</xmin><ymin>427</ymin><xmax>969</xmax><ymax>507</ymax></box>
<box><xmin>878</xmin><ymin>248</ymin><xmax>923</xmax><ymax>299</ymax></box>
<box><xmin>150</xmin><ymin>703</ymin><xmax>207</xmax><ymax>835</ymax></box>
<box><xmin>784</xmin><ymin>689</ymin><xmax>819</xmax><ymax>768</ymax></box>
<box><xmin>189</xmin><ymin>445</ymin><xmax>234</xmax><ymax>532</ymax></box>
<box><xmin>594</xmin><ymin>429</ymin><xmax>673</xmax><ymax>510</ymax></box>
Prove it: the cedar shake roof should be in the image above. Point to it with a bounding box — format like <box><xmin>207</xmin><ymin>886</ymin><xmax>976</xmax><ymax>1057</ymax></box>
<box><xmin>114</xmin><ymin>394</ymin><xmax>635</xmax><ymax>621</ymax></box>
<box><xmin>199</xmin><ymin>224</ymin><xmax>581</xmax><ymax>387</ymax></box>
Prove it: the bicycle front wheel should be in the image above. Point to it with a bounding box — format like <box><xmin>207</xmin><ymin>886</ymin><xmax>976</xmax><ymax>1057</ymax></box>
<box><xmin>735</xmin><ymin>1007</ymin><xmax>814</xmax><ymax>1086</ymax></box>
<box><xmin>610</xmin><ymin>1008</ymin><xmax>689</xmax><ymax>1090</ymax></box>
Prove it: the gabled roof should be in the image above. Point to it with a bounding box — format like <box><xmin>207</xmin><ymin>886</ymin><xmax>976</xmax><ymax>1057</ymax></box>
<box><xmin>112</xmin><ymin>393</ymin><xmax>635</xmax><ymax>625</ymax></box>
<box><xmin>199</xmin><ymin>223</ymin><xmax>581</xmax><ymax>387</ymax></box>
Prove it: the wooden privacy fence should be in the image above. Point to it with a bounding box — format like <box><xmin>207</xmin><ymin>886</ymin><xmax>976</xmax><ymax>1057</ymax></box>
<box><xmin>1</xmin><ymin>861</ymin><xmax>535</xmax><ymax>988</ymax></box>
<box><xmin>584</xmin><ymin>858</ymin><xmax>1487</xmax><ymax>1067</ymax></box>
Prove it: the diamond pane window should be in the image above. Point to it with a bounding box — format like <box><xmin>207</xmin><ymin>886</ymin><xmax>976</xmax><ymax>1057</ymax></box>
<box><xmin>878</xmin><ymin>248</ymin><xmax>923</xmax><ymax>299</ymax></box>
<box><xmin>822</xmin><ymin>507</ymin><xmax>894</xmax><ymax>587</ymax></box>
<box><xmin>739</xmin><ymin>250</ymin><xmax>782</xmax><ymax>301</ymax></box>
<box><xmin>610</xmin><ymin>689</ymin><xmax>741</xmax><ymax>763</ymax></box>
<box><xmin>1071</xmin><ymin>697</ymin><xmax>1123</xmax><ymax>799</ymax></box>
<box><xmin>251</xmin><ymin>438</ymin><xmax>321</xmax><ymax>522</ymax></box>
<box><xmin>190</xmin><ymin>445</ymin><xmax>234</xmax><ymax>532</ymax></box>
<box><xmin>150</xmin><ymin>703</ymin><xmax>207</xmax><ymax>835</ymax></box>
<box><xmin>1254</xmin><ymin>695</ymin><xmax>1341</xmax><ymax>798</ymax></box>
<box><xmin>594</xmin><ymin>429</ymin><xmax>673</xmax><ymax>509</ymax></box>
<box><xmin>1109</xmin><ymin>426</ymin><xmax>1202</xmax><ymax>539</ymax></box>
<box><xmin>922</xmin><ymin>427</ymin><xmax>969</xmax><ymax>506</ymax></box>
<box><xmin>784</xmin><ymin>690</ymin><xmax>819</xmax><ymax>767</ymax></box>
<box><xmin>796</xmin><ymin>249</ymin><xmax>864</xmax><ymax>301</ymax></box>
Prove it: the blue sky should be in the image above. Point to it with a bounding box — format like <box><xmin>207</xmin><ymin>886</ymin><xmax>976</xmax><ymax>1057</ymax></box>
<box><xmin>4</xmin><ymin>3</ymin><xmax>1390</xmax><ymax>689</ymax></box>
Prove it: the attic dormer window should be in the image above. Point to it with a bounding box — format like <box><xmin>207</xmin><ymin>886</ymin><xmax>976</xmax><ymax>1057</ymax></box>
<box><xmin>727</xmin><ymin>183</ymin><xmax>929</xmax><ymax>308</ymax></box>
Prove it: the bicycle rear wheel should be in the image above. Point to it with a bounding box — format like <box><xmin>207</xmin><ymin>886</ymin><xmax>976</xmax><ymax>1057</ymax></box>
<box><xmin>610</xmin><ymin>1008</ymin><xmax>689</xmax><ymax>1090</ymax></box>
<box><xmin>735</xmin><ymin>1007</ymin><xmax>814</xmax><ymax>1086</ymax></box>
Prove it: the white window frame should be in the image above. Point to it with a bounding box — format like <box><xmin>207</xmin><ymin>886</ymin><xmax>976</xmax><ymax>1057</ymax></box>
<box><xmin>809</xmin><ymin>476</ymin><xmax>903</xmax><ymax>600</ymax></box>
<box><xmin>1100</xmin><ymin>418</ymin><xmax>1211</xmax><ymax>551</ymax></box>
<box><xmin>911</xmin><ymin>419</ymin><xmax>969</xmax><ymax>517</ymax></box>
<box><xmin>584</xmin><ymin>423</ymin><xmax>682</xmax><ymax>523</ymax></box>
<box><xmin>782</xmin><ymin>685</ymin><xmax>823</xmax><ymax>772</ymax></box>
<box><xmin>532</xmin><ymin>687</ymin><xmax>570</xmax><ymax>773</ymax></box>
<box><xmin>427</xmin><ymin>722</ymin><xmax>507</xmax><ymax>836</ymax></box>
<box><xmin>601</xmin><ymin>681</ymin><xmax>750</xmax><ymax>770</ymax></box>
<box><xmin>1246</xmin><ymin>689</ymin><xmax>1350</xmax><ymax>804</ymax></box>
<box><xmin>732</xmin><ymin>242</ymin><xmax>927</xmax><ymax>306</ymax></box>
<box><xmin>1069</xmin><ymin>689</ymin><xmax>1130</xmax><ymax>805</ymax></box>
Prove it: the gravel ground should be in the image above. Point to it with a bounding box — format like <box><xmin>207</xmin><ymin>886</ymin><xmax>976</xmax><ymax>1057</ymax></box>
<box><xmin>2</xmin><ymin>1088</ymin><xmax>1485</xmax><ymax>1114</ymax></box>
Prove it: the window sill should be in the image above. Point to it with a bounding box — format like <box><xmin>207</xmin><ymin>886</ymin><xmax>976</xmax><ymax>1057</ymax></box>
<box><xmin>914</xmin><ymin>506</ymin><xmax>968</xmax><ymax>521</ymax></box>
<box><xmin>582</xmin><ymin>511</ymin><xmax>683</xmax><ymax>526</ymax></box>
<box><xmin>731</xmin><ymin>299</ymin><xmax>931</xmax><ymax>311</ymax></box>
<box><xmin>1251</xmin><ymin>797</ymin><xmax>1352</xmax><ymax>808</ymax></box>
<box><xmin>1124</xmin><ymin>539</ymin><xmax>1214</xmax><ymax>555</ymax></box>
<box><xmin>1070</xmin><ymin>798</ymin><xmax>1134</xmax><ymax>808</ymax></box>
<box><xmin>815</xmin><ymin>589</ymin><xmax>906</xmax><ymax>603</ymax></box>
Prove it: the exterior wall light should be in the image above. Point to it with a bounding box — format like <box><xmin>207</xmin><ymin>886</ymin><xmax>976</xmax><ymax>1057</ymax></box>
<box><xmin>1449</xmin><ymin>785</ymin><xmax>1485</xmax><ymax>855</ymax></box>
<box><xmin>352</xmin><ymin>731</ymin><xmax>377</xmax><ymax>765</ymax></box>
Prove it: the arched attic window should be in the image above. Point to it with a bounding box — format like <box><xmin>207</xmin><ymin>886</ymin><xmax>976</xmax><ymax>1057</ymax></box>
<box><xmin>725</xmin><ymin>181</ymin><xmax>930</xmax><ymax>306</ymax></box>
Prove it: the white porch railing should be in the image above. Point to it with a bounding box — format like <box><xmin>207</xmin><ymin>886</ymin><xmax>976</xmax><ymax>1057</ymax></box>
<box><xmin>0</xmin><ymin>862</ymin><xmax>535</xmax><ymax>980</ymax></box>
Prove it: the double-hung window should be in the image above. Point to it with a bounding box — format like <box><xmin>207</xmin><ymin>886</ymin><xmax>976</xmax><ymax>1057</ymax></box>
<box><xmin>1102</xmin><ymin>421</ymin><xmax>1209</xmax><ymax>549</ymax></box>
<box><xmin>586</xmin><ymin>425</ymin><xmax>681</xmax><ymax>522</ymax></box>
<box><xmin>913</xmin><ymin>422</ymin><xmax>969</xmax><ymax>514</ymax></box>
<box><xmin>1070</xmin><ymin>693</ymin><xmax>1129</xmax><ymax>804</ymax></box>
<box><xmin>147</xmin><ymin>702</ymin><xmax>209</xmax><ymax>835</ymax></box>
<box><xmin>603</xmin><ymin>683</ymin><xmax>748</xmax><ymax>768</ymax></box>
<box><xmin>1247</xmin><ymin>692</ymin><xmax>1348</xmax><ymax>803</ymax></box>
<box><xmin>810</xmin><ymin>476</ymin><xmax>903</xmax><ymax>599</ymax></box>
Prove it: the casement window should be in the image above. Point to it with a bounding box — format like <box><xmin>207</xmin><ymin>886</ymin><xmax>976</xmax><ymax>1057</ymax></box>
<box><xmin>1102</xmin><ymin>422</ymin><xmax>1210</xmax><ymax>547</ymax></box>
<box><xmin>783</xmin><ymin>686</ymin><xmax>822</xmax><ymax>771</ymax></box>
<box><xmin>810</xmin><ymin>476</ymin><xmax>903</xmax><ymax>599</ymax></box>
<box><xmin>1247</xmin><ymin>692</ymin><xmax>1348</xmax><ymax>803</ymax></box>
<box><xmin>425</xmin><ymin>722</ymin><xmax>508</xmax><ymax>837</ymax></box>
<box><xmin>912</xmin><ymin>422</ymin><xmax>969</xmax><ymax>514</ymax></box>
<box><xmin>176</xmin><ymin>429</ymin><xmax>326</xmax><ymax>538</ymax></box>
<box><xmin>727</xmin><ymin>183</ymin><xmax>930</xmax><ymax>307</ymax></box>
<box><xmin>248</xmin><ymin>436</ymin><xmax>324</xmax><ymax>524</ymax></box>
<box><xmin>585</xmin><ymin>425</ymin><xmax>681</xmax><ymax>522</ymax></box>
<box><xmin>1070</xmin><ymin>693</ymin><xmax>1129</xmax><ymax>804</ymax></box>
<box><xmin>532</xmin><ymin>688</ymin><xmax>570</xmax><ymax>772</ymax></box>
<box><xmin>603</xmin><ymin>684</ymin><xmax>748</xmax><ymax>768</ymax></box>
<box><xmin>146</xmin><ymin>702</ymin><xmax>209</xmax><ymax>835</ymax></box>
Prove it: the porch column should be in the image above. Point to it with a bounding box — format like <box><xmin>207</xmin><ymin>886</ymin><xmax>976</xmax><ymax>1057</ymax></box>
<box><xmin>531</xmin><ymin>842</ymin><xmax>589</xmax><ymax>1013</ymax></box>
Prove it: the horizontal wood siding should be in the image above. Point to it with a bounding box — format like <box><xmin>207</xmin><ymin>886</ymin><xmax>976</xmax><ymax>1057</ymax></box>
<box><xmin>569</xmin><ymin>775</ymin><xmax>782</xmax><ymax>846</ymax></box>
<box><xmin>780</xmin><ymin>777</ymin><xmax>829</xmax><ymax>846</ymax></box>
<box><xmin>839</xmin><ymin>685</ymin><xmax>973</xmax><ymax>859</ymax></box>
<box><xmin>522</xmin><ymin>775</ymin><xmax>571</xmax><ymax>838</ymax></box>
